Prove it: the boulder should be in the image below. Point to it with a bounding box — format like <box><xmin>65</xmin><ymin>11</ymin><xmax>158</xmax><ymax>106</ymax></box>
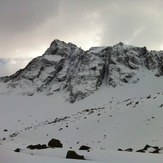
<box><xmin>124</xmin><ymin>148</ymin><xmax>133</xmax><ymax>152</ymax></box>
<box><xmin>118</xmin><ymin>148</ymin><xmax>123</xmax><ymax>151</ymax></box>
<box><xmin>48</xmin><ymin>138</ymin><xmax>63</xmax><ymax>148</ymax></box>
<box><xmin>66</xmin><ymin>150</ymin><xmax>85</xmax><ymax>160</ymax></box>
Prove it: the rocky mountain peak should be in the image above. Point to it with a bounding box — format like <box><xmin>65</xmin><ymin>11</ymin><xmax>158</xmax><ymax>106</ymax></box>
<box><xmin>113</xmin><ymin>41</ymin><xmax>125</xmax><ymax>47</ymax></box>
<box><xmin>0</xmin><ymin>39</ymin><xmax>163</xmax><ymax>102</ymax></box>
<box><xmin>45</xmin><ymin>39</ymin><xmax>78</xmax><ymax>57</ymax></box>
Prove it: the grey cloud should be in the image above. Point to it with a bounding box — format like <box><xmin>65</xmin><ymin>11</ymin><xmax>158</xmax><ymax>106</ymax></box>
<box><xmin>0</xmin><ymin>0</ymin><xmax>60</xmax><ymax>58</ymax></box>
<box><xmin>0</xmin><ymin>0</ymin><xmax>60</xmax><ymax>33</ymax></box>
<box><xmin>1</xmin><ymin>0</ymin><xmax>163</xmax><ymax>61</ymax></box>
<box><xmin>98</xmin><ymin>0</ymin><xmax>163</xmax><ymax>49</ymax></box>
<box><xmin>0</xmin><ymin>57</ymin><xmax>32</xmax><ymax>76</ymax></box>
<box><xmin>54</xmin><ymin>0</ymin><xmax>163</xmax><ymax>50</ymax></box>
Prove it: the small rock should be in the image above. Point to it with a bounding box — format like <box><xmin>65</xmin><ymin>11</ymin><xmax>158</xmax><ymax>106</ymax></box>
<box><xmin>118</xmin><ymin>148</ymin><xmax>123</xmax><ymax>151</ymax></box>
<box><xmin>15</xmin><ymin>148</ymin><xmax>21</xmax><ymax>152</ymax></box>
<box><xmin>136</xmin><ymin>149</ymin><xmax>145</xmax><ymax>153</ymax></box>
<box><xmin>147</xmin><ymin>95</ymin><xmax>151</xmax><ymax>99</ymax></box>
<box><xmin>79</xmin><ymin>145</ymin><xmax>91</xmax><ymax>150</ymax></box>
<box><xmin>160</xmin><ymin>104</ymin><xmax>163</xmax><ymax>107</ymax></box>
<box><xmin>150</xmin><ymin>150</ymin><xmax>159</xmax><ymax>154</ymax></box>
<box><xmin>124</xmin><ymin>148</ymin><xmax>133</xmax><ymax>152</ymax></box>
<box><xmin>27</xmin><ymin>144</ymin><xmax>47</xmax><ymax>150</ymax></box>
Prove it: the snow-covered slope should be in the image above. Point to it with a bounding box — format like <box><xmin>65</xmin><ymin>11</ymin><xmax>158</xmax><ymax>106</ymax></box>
<box><xmin>0</xmin><ymin>40</ymin><xmax>163</xmax><ymax>103</ymax></box>
<box><xmin>0</xmin><ymin>68</ymin><xmax>163</xmax><ymax>162</ymax></box>
<box><xmin>0</xmin><ymin>40</ymin><xmax>163</xmax><ymax>163</ymax></box>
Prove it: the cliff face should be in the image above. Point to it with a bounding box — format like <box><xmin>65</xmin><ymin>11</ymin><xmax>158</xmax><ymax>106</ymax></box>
<box><xmin>0</xmin><ymin>40</ymin><xmax>163</xmax><ymax>102</ymax></box>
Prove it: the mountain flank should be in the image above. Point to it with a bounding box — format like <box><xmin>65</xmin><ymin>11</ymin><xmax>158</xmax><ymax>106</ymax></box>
<box><xmin>0</xmin><ymin>40</ymin><xmax>163</xmax><ymax>102</ymax></box>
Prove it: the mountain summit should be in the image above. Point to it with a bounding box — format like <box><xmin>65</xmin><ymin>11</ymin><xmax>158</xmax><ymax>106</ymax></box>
<box><xmin>0</xmin><ymin>40</ymin><xmax>163</xmax><ymax>102</ymax></box>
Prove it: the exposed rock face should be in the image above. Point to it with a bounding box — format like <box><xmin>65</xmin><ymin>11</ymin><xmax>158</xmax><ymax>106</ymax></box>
<box><xmin>0</xmin><ymin>40</ymin><xmax>163</xmax><ymax>102</ymax></box>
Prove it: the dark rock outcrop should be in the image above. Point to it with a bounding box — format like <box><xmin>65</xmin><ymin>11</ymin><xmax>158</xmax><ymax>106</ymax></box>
<box><xmin>27</xmin><ymin>144</ymin><xmax>47</xmax><ymax>150</ymax></box>
<box><xmin>139</xmin><ymin>144</ymin><xmax>161</xmax><ymax>154</ymax></box>
<box><xmin>136</xmin><ymin>149</ymin><xmax>145</xmax><ymax>153</ymax></box>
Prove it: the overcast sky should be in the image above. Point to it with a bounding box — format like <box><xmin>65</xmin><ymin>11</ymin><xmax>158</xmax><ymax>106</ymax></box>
<box><xmin>0</xmin><ymin>0</ymin><xmax>163</xmax><ymax>76</ymax></box>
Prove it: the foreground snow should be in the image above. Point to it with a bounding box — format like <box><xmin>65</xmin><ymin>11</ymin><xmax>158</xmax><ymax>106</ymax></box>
<box><xmin>1</xmin><ymin>147</ymin><xmax>163</xmax><ymax>163</ymax></box>
<box><xmin>0</xmin><ymin>69</ymin><xmax>163</xmax><ymax>162</ymax></box>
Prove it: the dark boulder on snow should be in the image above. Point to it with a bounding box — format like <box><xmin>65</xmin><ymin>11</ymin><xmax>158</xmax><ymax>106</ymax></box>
<box><xmin>142</xmin><ymin>144</ymin><xmax>161</xmax><ymax>154</ymax></box>
<box><xmin>135</xmin><ymin>145</ymin><xmax>162</xmax><ymax>154</ymax></box>
<box><xmin>14</xmin><ymin>148</ymin><xmax>21</xmax><ymax>152</ymax></box>
<box><xmin>136</xmin><ymin>149</ymin><xmax>145</xmax><ymax>153</ymax></box>
<box><xmin>66</xmin><ymin>150</ymin><xmax>85</xmax><ymax>160</ymax></box>
<box><xmin>48</xmin><ymin>138</ymin><xmax>63</xmax><ymax>148</ymax></box>
<box><xmin>117</xmin><ymin>148</ymin><xmax>123</xmax><ymax>151</ymax></box>
<box><xmin>142</xmin><ymin>144</ymin><xmax>151</xmax><ymax>150</ymax></box>
<box><xmin>124</xmin><ymin>148</ymin><xmax>133</xmax><ymax>152</ymax></box>
<box><xmin>146</xmin><ymin>95</ymin><xmax>151</xmax><ymax>99</ymax></box>
<box><xmin>150</xmin><ymin>149</ymin><xmax>160</xmax><ymax>154</ymax></box>
<box><xmin>79</xmin><ymin>145</ymin><xmax>91</xmax><ymax>150</ymax></box>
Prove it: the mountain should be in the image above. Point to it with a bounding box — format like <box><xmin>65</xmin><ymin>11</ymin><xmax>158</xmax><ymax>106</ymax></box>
<box><xmin>0</xmin><ymin>39</ymin><xmax>163</xmax><ymax>103</ymax></box>
<box><xmin>1</xmin><ymin>40</ymin><xmax>163</xmax><ymax>162</ymax></box>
